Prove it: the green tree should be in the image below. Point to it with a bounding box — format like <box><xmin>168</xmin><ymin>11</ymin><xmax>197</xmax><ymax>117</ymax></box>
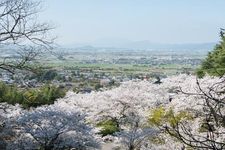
<box><xmin>0</xmin><ymin>82</ymin><xmax>66</xmax><ymax>108</ymax></box>
<box><xmin>37</xmin><ymin>70</ymin><xmax>58</xmax><ymax>81</ymax></box>
<box><xmin>96</xmin><ymin>119</ymin><xmax>120</xmax><ymax>136</ymax></box>
<box><xmin>197</xmin><ymin>29</ymin><xmax>225</xmax><ymax>77</ymax></box>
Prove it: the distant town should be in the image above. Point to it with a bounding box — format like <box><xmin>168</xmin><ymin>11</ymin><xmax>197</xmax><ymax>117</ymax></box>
<box><xmin>0</xmin><ymin>46</ymin><xmax>208</xmax><ymax>93</ymax></box>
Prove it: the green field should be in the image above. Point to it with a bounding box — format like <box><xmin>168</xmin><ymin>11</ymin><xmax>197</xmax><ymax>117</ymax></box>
<box><xmin>41</xmin><ymin>58</ymin><xmax>197</xmax><ymax>76</ymax></box>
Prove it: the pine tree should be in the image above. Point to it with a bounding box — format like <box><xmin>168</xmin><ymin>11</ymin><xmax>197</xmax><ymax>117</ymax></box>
<box><xmin>197</xmin><ymin>29</ymin><xmax>225</xmax><ymax>77</ymax></box>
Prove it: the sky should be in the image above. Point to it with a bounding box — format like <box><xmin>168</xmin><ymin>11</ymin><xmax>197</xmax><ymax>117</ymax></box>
<box><xmin>40</xmin><ymin>0</ymin><xmax>225</xmax><ymax>45</ymax></box>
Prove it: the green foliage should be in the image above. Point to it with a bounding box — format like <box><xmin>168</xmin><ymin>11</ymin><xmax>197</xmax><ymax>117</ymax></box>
<box><xmin>23</xmin><ymin>85</ymin><xmax>66</xmax><ymax>108</ymax></box>
<box><xmin>31</xmin><ymin>69</ymin><xmax>58</xmax><ymax>81</ymax></box>
<box><xmin>148</xmin><ymin>106</ymin><xmax>166</xmax><ymax>126</ymax></box>
<box><xmin>167</xmin><ymin>109</ymin><xmax>193</xmax><ymax>128</ymax></box>
<box><xmin>96</xmin><ymin>119</ymin><xmax>120</xmax><ymax>136</ymax></box>
<box><xmin>149</xmin><ymin>107</ymin><xmax>193</xmax><ymax>128</ymax></box>
<box><xmin>0</xmin><ymin>82</ymin><xmax>66</xmax><ymax>108</ymax></box>
<box><xmin>196</xmin><ymin>69</ymin><xmax>206</xmax><ymax>78</ymax></box>
<box><xmin>0</xmin><ymin>82</ymin><xmax>23</xmax><ymax>105</ymax></box>
<box><xmin>197</xmin><ymin>30</ymin><xmax>225</xmax><ymax>77</ymax></box>
<box><xmin>94</xmin><ymin>83</ymin><xmax>103</xmax><ymax>91</ymax></box>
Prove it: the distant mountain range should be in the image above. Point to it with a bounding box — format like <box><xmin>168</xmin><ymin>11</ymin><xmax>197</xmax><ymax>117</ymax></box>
<box><xmin>110</xmin><ymin>41</ymin><xmax>216</xmax><ymax>51</ymax></box>
<box><xmin>63</xmin><ymin>41</ymin><xmax>216</xmax><ymax>52</ymax></box>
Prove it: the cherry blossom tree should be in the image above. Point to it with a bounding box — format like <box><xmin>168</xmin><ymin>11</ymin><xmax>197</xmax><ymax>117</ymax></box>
<box><xmin>1</xmin><ymin>74</ymin><xmax>225</xmax><ymax>149</ymax></box>
<box><xmin>0</xmin><ymin>103</ymin><xmax>23</xmax><ymax>149</ymax></box>
<box><xmin>55</xmin><ymin>74</ymin><xmax>225</xmax><ymax>149</ymax></box>
<box><xmin>116</xmin><ymin>111</ymin><xmax>158</xmax><ymax>150</ymax></box>
<box><xmin>8</xmin><ymin>107</ymin><xmax>99</xmax><ymax>150</ymax></box>
<box><xmin>161</xmin><ymin>77</ymin><xmax>225</xmax><ymax>150</ymax></box>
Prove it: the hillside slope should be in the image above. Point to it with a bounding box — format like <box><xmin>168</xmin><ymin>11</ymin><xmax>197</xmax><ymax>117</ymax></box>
<box><xmin>1</xmin><ymin>74</ymin><xmax>224</xmax><ymax>149</ymax></box>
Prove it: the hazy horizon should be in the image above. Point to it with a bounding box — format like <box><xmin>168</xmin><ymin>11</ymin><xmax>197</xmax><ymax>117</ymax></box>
<box><xmin>40</xmin><ymin>0</ymin><xmax>225</xmax><ymax>46</ymax></box>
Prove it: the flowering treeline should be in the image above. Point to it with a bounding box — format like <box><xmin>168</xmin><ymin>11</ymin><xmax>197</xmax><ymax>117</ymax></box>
<box><xmin>0</xmin><ymin>74</ymin><xmax>224</xmax><ymax>149</ymax></box>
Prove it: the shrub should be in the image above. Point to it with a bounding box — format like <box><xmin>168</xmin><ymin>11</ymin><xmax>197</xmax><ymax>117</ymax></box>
<box><xmin>23</xmin><ymin>85</ymin><xmax>66</xmax><ymax>108</ymax></box>
<box><xmin>148</xmin><ymin>106</ymin><xmax>166</xmax><ymax>126</ymax></box>
<box><xmin>0</xmin><ymin>82</ymin><xmax>66</xmax><ymax>108</ymax></box>
<box><xmin>0</xmin><ymin>82</ymin><xmax>23</xmax><ymax>105</ymax></box>
<box><xmin>96</xmin><ymin>119</ymin><xmax>120</xmax><ymax>136</ymax></box>
<box><xmin>149</xmin><ymin>107</ymin><xmax>193</xmax><ymax>128</ymax></box>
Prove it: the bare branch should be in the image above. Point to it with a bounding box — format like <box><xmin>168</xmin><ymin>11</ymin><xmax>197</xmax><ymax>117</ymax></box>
<box><xmin>0</xmin><ymin>0</ymin><xmax>55</xmax><ymax>73</ymax></box>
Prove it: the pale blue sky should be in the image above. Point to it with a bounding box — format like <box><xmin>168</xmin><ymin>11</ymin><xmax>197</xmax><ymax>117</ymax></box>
<box><xmin>40</xmin><ymin>0</ymin><xmax>225</xmax><ymax>45</ymax></box>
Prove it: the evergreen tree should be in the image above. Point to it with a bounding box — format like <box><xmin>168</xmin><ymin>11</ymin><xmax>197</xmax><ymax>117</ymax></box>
<box><xmin>197</xmin><ymin>29</ymin><xmax>225</xmax><ymax>77</ymax></box>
